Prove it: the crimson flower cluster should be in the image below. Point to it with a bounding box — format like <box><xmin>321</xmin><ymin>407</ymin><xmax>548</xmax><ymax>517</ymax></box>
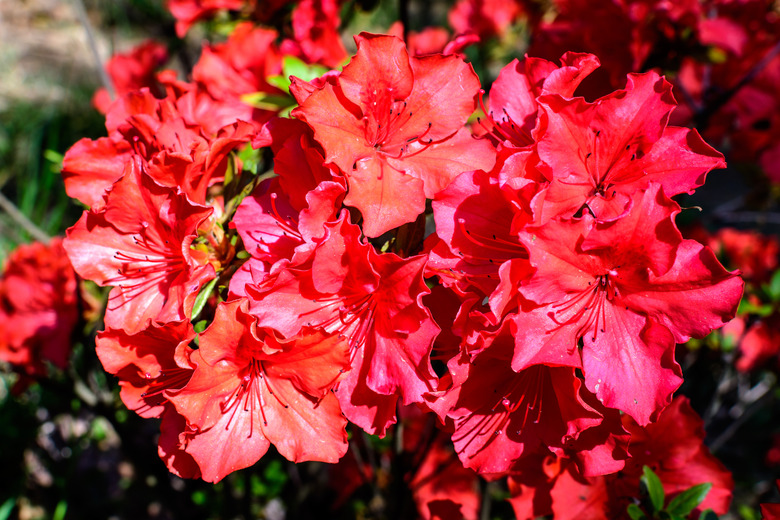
<box><xmin>59</xmin><ymin>26</ymin><xmax>742</xmax><ymax>516</ymax></box>
<box><xmin>0</xmin><ymin>239</ymin><xmax>79</xmax><ymax>390</ymax></box>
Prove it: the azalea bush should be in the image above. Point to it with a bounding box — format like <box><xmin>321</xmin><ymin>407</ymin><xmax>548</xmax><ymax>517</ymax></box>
<box><xmin>1</xmin><ymin>0</ymin><xmax>780</xmax><ymax>518</ymax></box>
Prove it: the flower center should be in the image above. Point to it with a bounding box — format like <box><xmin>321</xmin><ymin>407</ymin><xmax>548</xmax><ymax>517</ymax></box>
<box><xmin>551</xmin><ymin>268</ymin><xmax>621</xmax><ymax>344</ymax></box>
<box><xmin>220</xmin><ymin>358</ymin><xmax>289</xmax><ymax>436</ymax></box>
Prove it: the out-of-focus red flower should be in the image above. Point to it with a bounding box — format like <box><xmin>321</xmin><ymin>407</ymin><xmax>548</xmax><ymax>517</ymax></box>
<box><xmin>669</xmin><ymin>2</ymin><xmax>780</xmax><ymax>182</ymax></box>
<box><xmin>279</xmin><ymin>0</ymin><xmax>347</xmax><ymax>68</ymax></box>
<box><xmin>618</xmin><ymin>396</ymin><xmax>734</xmax><ymax>515</ymax></box>
<box><xmin>167</xmin><ymin>0</ymin><xmax>251</xmax><ymax>37</ymax></box>
<box><xmin>762</xmin><ymin>480</ymin><xmax>780</xmax><ymax>520</ymax></box>
<box><xmin>327</xmin><ymin>405</ymin><xmax>481</xmax><ymax>518</ymax></box>
<box><xmin>711</xmin><ymin>228</ymin><xmax>780</xmax><ymax>284</ymax></box>
<box><xmin>528</xmin><ymin>0</ymin><xmax>638</xmax><ymax>99</ymax></box>
<box><xmin>192</xmin><ymin>22</ymin><xmax>284</xmax><ymax>122</ymax></box>
<box><xmin>766</xmin><ymin>436</ymin><xmax>780</xmax><ymax>467</ymax></box>
<box><xmin>448</xmin><ymin>0</ymin><xmax>524</xmax><ymax>41</ymax></box>
<box><xmin>92</xmin><ymin>40</ymin><xmax>168</xmax><ymax>114</ymax></box>
<box><xmin>410</xmin><ymin>430</ymin><xmax>481</xmax><ymax>520</ymax></box>
<box><xmin>386</xmin><ymin>22</ymin><xmax>479</xmax><ymax>57</ymax></box>
<box><xmin>529</xmin><ymin>0</ymin><xmax>704</xmax><ymax>99</ymax></box>
<box><xmin>720</xmin><ymin>315</ymin><xmax>746</xmax><ymax>346</ymax></box>
<box><xmin>0</xmin><ymin>238</ymin><xmax>78</xmax><ymax>382</ymax></box>
<box><xmin>736</xmin><ymin>319</ymin><xmax>780</xmax><ymax>372</ymax></box>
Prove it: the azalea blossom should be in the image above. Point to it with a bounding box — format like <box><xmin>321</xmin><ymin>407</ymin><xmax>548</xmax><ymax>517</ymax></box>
<box><xmin>244</xmin><ymin>214</ymin><xmax>439</xmax><ymax>435</ymax></box>
<box><xmin>0</xmin><ymin>238</ymin><xmax>79</xmax><ymax>382</ymax></box>
<box><xmin>166</xmin><ymin>300</ymin><xmax>349</xmax><ymax>482</ymax></box>
<box><xmin>511</xmin><ymin>184</ymin><xmax>742</xmax><ymax>423</ymax></box>
<box><xmin>293</xmin><ymin>32</ymin><xmax>496</xmax><ymax>236</ymax></box>
<box><xmin>64</xmin><ymin>158</ymin><xmax>216</xmax><ymax>334</ymax></box>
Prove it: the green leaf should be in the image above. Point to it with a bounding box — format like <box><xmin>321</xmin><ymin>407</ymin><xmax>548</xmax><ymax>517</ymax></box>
<box><xmin>267</xmin><ymin>74</ymin><xmax>291</xmax><ymax>92</ymax></box>
<box><xmin>52</xmin><ymin>501</ymin><xmax>68</xmax><ymax>520</ymax></box>
<box><xmin>240</xmin><ymin>92</ymin><xmax>294</xmax><ymax>111</ymax></box>
<box><xmin>193</xmin><ymin>320</ymin><xmax>208</xmax><ymax>334</ymax></box>
<box><xmin>191</xmin><ymin>277</ymin><xmax>218</xmax><ymax>321</ymax></box>
<box><xmin>265</xmin><ymin>55</ymin><xmax>331</xmax><ymax>95</ymax></box>
<box><xmin>641</xmin><ymin>466</ymin><xmax>665</xmax><ymax>513</ymax></box>
<box><xmin>0</xmin><ymin>498</ymin><xmax>15</xmax><ymax>520</ymax></box>
<box><xmin>282</xmin><ymin>55</ymin><xmax>329</xmax><ymax>84</ymax></box>
<box><xmin>666</xmin><ymin>482</ymin><xmax>712</xmax><ymax>517</ymax></box>
<box><xmin>765</xmin><ymin>269</ymin><xmax>780</xmax><ymax>301</ymax></box>
<box><xmin>236</xmin><ymin>142</ymin><xmax>262</xmax><ymax>175</ymax></box>
<box><xmin>738</xmin><ymin>504</ymin><xmax>759</xmax><ymax>520</ymax></box>
<box><xmin>737</xmin><ymin>298</ymin><xmax>774</xmax><ymax>317</ymax></box>
<box><xmin>263</xmin><ymin>459</ymin><xmax>288</xmax><ymax>497</ymax></box>
<box><xmin>698</xmin><ymin>509</ymin><xmax>720</xmax><ymax>520</ymax></box>
<box><xmin>192</xmin><ymin>490</ymin><xmax>207</xmax><ymax>505</ymax></box>
<box><xmin>627</xmin><ymin>503</ymin><xmax>648</xmax><ymax>520</ymax></box>
<box><xmin>43</xmin><ymin>149</ymin><xmax>64</xmax><ymax>167</ymax></box>
<box><xmin>708</xmin><ymin>47</ymin><xmax>728</xmax><ymax>64</ymax></box>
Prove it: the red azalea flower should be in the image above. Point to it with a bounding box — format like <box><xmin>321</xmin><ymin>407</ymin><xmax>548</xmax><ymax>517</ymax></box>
<box><xmin>95</xmin><ymin>320</ymin><xmax>200</xmax><ymax>478</ymax></box>
<box><xmin>508</xmin><ymin>398</ymin><xmax>733</xmax><ymax>518</ymax></box>
<box><xmin>711</xmin><ymin>228</ymin><xmax>780</xmax><ymax>284</ymax></box>
<box><xmin>293</xmin><ymin>32</ymin><xmax>495</xmax><ymax>237</ymax></box>
<box><xmin>167</xmin><ymin>0</ymin><xmax>250</xmax><ymax>36</ymax></box>
<box><xmin>245</xmin><ymin>213</ymin><xmax>439</xmax><ymax>435</ymax></box>
<box><xmin>229</xmin><ymin>118</ymin><xmax>345</xmax><ymax>297</ymax></box>
<box><xmin>438</xmin><ymin>323</ymin><xmax>621</xmax><ymax>478</ymax></box>
<box><xmin>231</xmin><ymin>119</ymin><xmax>343</xmax><ymax>264</ymax></box>
<box><xmin>616</xmin><ymin>397</ymin><xmax>734</xmax><ymax>516</ymax></box>
<box><xmin>410</xmin><ymin>430</ymin><xmax>481</xmax><ymax>520</ymax></box>
<box><xmin>167</xmin><ymin>300</ymin><xmax>349</xmax><ymax>482</ymax></box>
<box><xmin>483</xmin><ymin>52</ymin><xmax>599</xmax><ymax>148</ymax></box>
<box><xmin>512</xmin><ymin>184</ymin><xmax>742</xmax><ymax>424</ymax></box>
<box><xmin>428</xmin><ymin>161</ymin><xmax>536</xmax><ymax>310</ymax></box>
<box><xmin>0</xmin><ymin>238</ymin><xmax>78</xmax><ymax>381</ymax></box>
<box><xmin>95</xmin><ymin>320</ymin><xmax>195</xmax><ymax>419</ymax></box>
<box><xmin>736</xmin><ymin>319</ymin><xmax>780</xmax><ymax>372</ymax></box>
<box><xmin>280</xmin><ymin>0</ymin><xmax>347</xmax><ymax>68</ymax></box>
<box><xmin>536</xmin><ymin>71</ymin><xmax>725</xmax><ymax>222</ymax></box>
<box><xmin>63</xmin><ymin>88</ymin><xmax>255</xmax><ymax>207</ymax></box>
<box><xmin>64</xmin><ymin>158</ymin><xmax>215</xmax><ymax>334</ymax></box>
<box><xmin>92</xmin><ymin>40</ymin><xmax>168</xmax><ymax>114</ymax></box>
<box><xmin>228</xmin><ymin>173</ymin><xmax>344</xmax><ymax>298</ymax></box>
<box><xmin>192</xmin><ymin>22</ymin><xmax>284</xmax><ymax>122</ymax></box>
<box><xmin>762</xmin><ymin>481</ymin><xmax>780</xmax><ymax>520</ymax></box>
<box><xmin>448</xmin><ymin>0</ymin><xmax>524</xmax><ymax>41</ymax></box>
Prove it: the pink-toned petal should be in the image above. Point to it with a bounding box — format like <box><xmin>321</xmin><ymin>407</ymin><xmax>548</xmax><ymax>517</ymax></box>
<box><xmin>582</xmin><ymin>311</ymin><xmax>681</xmax><ymax>425</ymax></box>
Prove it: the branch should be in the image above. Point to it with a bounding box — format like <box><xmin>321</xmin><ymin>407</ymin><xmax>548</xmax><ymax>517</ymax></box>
<box><xmin>0</xmin><ymin>190</ymin><xmax>51</xmax><ymax>244</ymax></box>
<box><xmin>713</xmin><ymin>211</ymin><xmax>780</xmax><ymax>225</ymax></box>
<box><xmin>709</xmin><ymin>373</ymin><xmax>776</xmax><ymax>453</ymax></box>
<box><xmin>71</xmin><ymin>0</ymin><xmax>115</xmax><ymax>99</ymax></box>
<box><xmin>695</xmin><ymin>40</ymin><xmax>780</xmax><ymax>129</ymax></box>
